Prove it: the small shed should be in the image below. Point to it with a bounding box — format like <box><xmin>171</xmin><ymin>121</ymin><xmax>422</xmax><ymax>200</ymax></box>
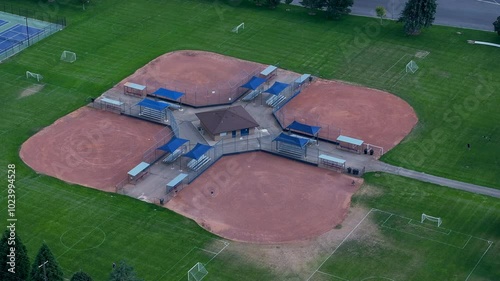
<box><xmin>124</xmin><ymin>82</ymin><xmax>147</xmax><ymax>97</ymax></box>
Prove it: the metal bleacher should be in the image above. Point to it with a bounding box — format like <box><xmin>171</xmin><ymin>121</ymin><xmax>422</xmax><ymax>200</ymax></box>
<box><xmin>242</xmin><ymin>89</ymin><xmax>260</xmax><ymax>101</ymax></box>
<box><xmin>162</xmin><ymin>149</ymin><xmax>183</xmax><ymax>164</ymax></box>
<box><xmin>187</xmin><ymin>155</ymin><xmax>211</xmax><ymax>171</ymax></box>
<box><xmin>266</xmin><ymin>95</ymin><xmax>286</xmax><ymax>107</ymax></box>
<box><xmin>276</xmin><ymin>142</ymin><xmax>304</xmax><ymax>159</ymax></box>
<box><xmin>290</xmin><ymin>134</ymin><xmax>317</xmax><ymax>146</ymax></box>
<box><xmin>139</xmin><ymin>107</ymin><xmax>165</xmax><ymax>122</ymax></box>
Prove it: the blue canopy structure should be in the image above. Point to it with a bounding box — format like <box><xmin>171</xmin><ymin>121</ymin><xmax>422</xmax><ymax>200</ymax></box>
<box><xmin>183</xmin><ymin>143</ymin><xmax>212</xmax><ymax>160</ymax></box>
<box><xmin>157</xmin><ymin>137</ymin><xmax>189</xmax><ymax>153</ymax></box>
<box><xmin>152</xmin><ymin>88</ymin><xmax>184</xmax><ymax>101</ymax></box>
<box><xmin>137</xmin><ymin>99</ymin><xmax>170</xmax><ymax>111</ymax></box>
<box><xmin>264</xmin><ymin>82</ymin><xmax>289</xmax><ymax>96</ymax></box>
<box><xmin>240</xmin><ymin>76</ymin><xmax>266</xmax><ymax>90</ymax></box>
<box><xmin>273</xmin><ymin>133</ymin><xmax>308</xmax><ymax>148</ymax></box>
<box><xmin>286</xmin><ymin>121</ymin><xmax>321</xmax><ymax>136</ymax></box>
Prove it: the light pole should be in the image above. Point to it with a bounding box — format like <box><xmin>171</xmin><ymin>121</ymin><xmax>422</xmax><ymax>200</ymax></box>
<box><xmin>38</xmin><ymin>260</ymin><xmax>48</xmax><ymax>281</ymax></box>
<box><xmin>25</xmin><ymin>16</ymin><xmax>30</xmax><ymax>47</ymax></box>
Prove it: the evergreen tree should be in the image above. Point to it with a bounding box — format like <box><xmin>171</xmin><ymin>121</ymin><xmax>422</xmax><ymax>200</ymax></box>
<box><xmin>109</xmin><ymin>260</ymin><xmax>143</xmax><ymax>281</ymax></box>
<box><xmin>0</xmin><ymin>230</ymin><xmax>30</xmax><ymax>281</ymax></box>
<box><xmin>300</xmin><ymin>0</ymin><xmax>325</xmax><ymax>15</ymax></box>
<box><xmin>398</xmin><ymin>0</ymin><xmax>437</xmax><ymax>35</ymax></box>
<box><xmin>324</xmin><ymin>0</ymin><xmax>354</xmax><ymax>19</ymax></box>
<box><xmin>71</xmin><ymin>270</ymin><xmax>93</xmax><ymax>281</ymax></box>
<box><xmin>493</xmin><ymin>16</ymin><xmax>500</xmax><ymax>35</ymax></box>
<box><xmin>30</xmin><ymin>243</ymin><xmax>64</xmax><ymax>281</ymax></box>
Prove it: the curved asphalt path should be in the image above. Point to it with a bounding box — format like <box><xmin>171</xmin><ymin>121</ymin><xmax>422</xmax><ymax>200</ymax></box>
<box><xmin>292</xmin><ymin>0</ymin><xmax>500</xmax><ymax>31</ymax></box>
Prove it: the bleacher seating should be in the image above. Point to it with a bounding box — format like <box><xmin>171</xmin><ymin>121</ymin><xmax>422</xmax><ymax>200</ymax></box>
<box><xmin>162</xmin><ymin>149</ymin><xmax>183</xmax><ymax>164</ymax></box>
<box><xmin>277</xmin><ymin>143</ymin><xmax>304</xmax><ymax>159</ymax></box>
<box><xmin>266</xmin><ymin>95</ymin><xmax>286</xmax><ymax>107</ymax></box>
<box><xmin>187</xmin><ymin>155</ymin><xmax>212</xmax><ymax>171</ymax></box>
<box><xmin>242</xmin><ymin>89</ymin><xmax>260</xmax><ymax>101</ymax></box>
<box><xmin>139</xmin><ymin>107</ymin><xmax>164</xmax><ymax>122</ymax></box>
<box><xmin>290</xmin><ymin>134</ymin><xmax>317</xmax><ymax>146</ymax></box>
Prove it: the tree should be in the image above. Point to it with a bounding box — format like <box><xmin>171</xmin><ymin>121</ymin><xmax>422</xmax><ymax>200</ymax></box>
<box><xmin>109</xmin><ymin>260</ymin><xmax>143</xmax><ymax>281</ymax></box>
<box><xmin>266</xmin><ymin>0</ymin><xmax>281</xmax><ymax>8</ymax></box>
<box><xmin>71</xmin><ymin>271</ymin><xmax>93</xmax><ymax>281</ymax></box>
<box><xmin>300</xmin><ymin>0</ymin><xmax>325</xmax><ymax>15</ymax></box>
<box><xmin>285</xmin><ymin>0</ymin><xmax>293</xmax><ymax>4</ymax></box>
<box><xmin>494</xmin><ymin>16</ymin><xmax>500</xmax><ymax>35</ymax></box>
<box><xmin>30</xmin><ymin>243</ymin><xmax>64</xmax><ymax>281</ymax></box>
<box><xmin>324</xmin><ymin>0</ymin><xmax>354</xmax><ymax>19</ymax></box>
<box><xmin>375</xmin><ymin>6</ymin><xmax>386</xmax><ymax>24</ymax></box>
<box><xmin>398</xmin><ymin>0</ymin><xmax>437</xmax><ymax>35</ymax></box>
<box><xmin>0</xmin><ymin>230</ymin><xmax>30</xmax><ymax>281</ymax></box>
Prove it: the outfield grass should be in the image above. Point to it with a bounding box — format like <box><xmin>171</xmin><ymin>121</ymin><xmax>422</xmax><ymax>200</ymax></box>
<box><xmin>307</xmin><ymin>173</ymin><xmax>500</xmax><ymax>281</ymax></box>
<box><xmin>0</xmin><ymin>0</ymin><xmax>499</xmax><ymax>279</ymax></box>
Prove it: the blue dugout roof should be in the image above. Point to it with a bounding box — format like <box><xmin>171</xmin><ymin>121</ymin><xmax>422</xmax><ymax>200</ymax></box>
<box><xmin>157</xmin><ymin>136</ymin><xmax>189</xmax><ymax>153</ymax></box>
<box><xmin>264</xmin><ymin>82</ymin><xmax>289</xmax><ymax>95</ymax></box>
<box><xmin>137</xmin><ymin>99</ymin><xmax>170</xmax><ymax>111</ymax></box>
<box><xmin>184</xmin><ymin>143</ymin><xmax>212</xmax><ymax>160</ymax></box>
<box><xmin>241</xmin><ymin>76</ymin><xmax>266</xmax><ymax>90</ymax></box>
<box><xmin>286</xmin><ymin>121</ymin><xmax>321</xmax><ymax>136</ymax></box>
<box><xmin>273</xmin><ymin>133</ymin><xmax>308</xmax><ymax>148</ymax></box>
<box><xmin>152</xmin><ymin>88</ymin><xmax>184</xmax><ymax>100</ymax></box>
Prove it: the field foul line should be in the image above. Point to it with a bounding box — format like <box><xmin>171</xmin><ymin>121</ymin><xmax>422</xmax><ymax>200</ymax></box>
<box><xmin>305</xmin><ymin>208</ymin><xmax>374</xmax><ymax>281</ymax></box>
<box><xmin>316</xmin><ymin>270</ymin><xmax>350</xmax><ymax>280</ymax></box>
<box><xmin>465</xmin><ymin>241</ymin><xmax>493</xmax><ymax>281</ymax></box>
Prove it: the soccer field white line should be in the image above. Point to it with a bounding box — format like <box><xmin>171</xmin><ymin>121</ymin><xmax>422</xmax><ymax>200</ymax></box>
<box><xmin>380</xmin><ymin>53</ymin><xmax>412</xmax><ymax>78</ymax></box>
<box><xmin>170</xmin><ymin>240</ymin><xmax>229</xmax><ymax>281</ymax></box>
<box><xmin>465</xmin><ymin>241</ymin><xmax>494</xmax><ymax>281</ymax></box>
<box><xmin>308</xmin><ymin>208</ymin><xmax>493</xmax><ymax>281</ymax></box>
<box><xmin>407</xmin><ymin>219</ymin><xmax>451</xmax><ymax>235</ymax></box>
<box><xmin>305</xmin><ymin>208</ymin><xmax>375</xmax><ymax>281</ymax></box>
<box><xmin>316</xmin><ymin>270</ymin><xmax>350</xmax><ymax>280</ymax></box>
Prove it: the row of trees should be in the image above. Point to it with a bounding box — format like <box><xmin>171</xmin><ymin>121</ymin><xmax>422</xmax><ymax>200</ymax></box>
<box><xmin>250</xmin><ymin>0</ymin><xmax>438</xmax><ymax>34</ymax></box>
<box><xmin>0</xmin><ymin>231</ymin><xmax>142</xmax><ymax>281</ymax></box>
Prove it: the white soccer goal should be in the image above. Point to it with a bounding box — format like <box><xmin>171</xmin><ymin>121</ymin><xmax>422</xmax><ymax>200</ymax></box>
<box><xmin>406</xmin><ymin>60</ymin><xmax>418</xmax><ymax>73</ymax></box>
<box><xmin>231</xmin><ymin>22</ymin><xmax>244</xmax><ymax>33</ymax></box>
<box><xmin>188</xmin><ymin>262</ymin><xmax>208</xmax><ymax>281</ymax></box>
<box><xmin>421</xmin><ymin>213</ymin><xmax>442</xmax><ymax>227</ymax></box>
<box><xmin>26</xmin><ymin>71</ymin><xmax>43</xmax><ymax>82</ymax></box>
<box><xmin>60</xmin><ymin>50</ymin><xmax>77</xmax><ymax>63</ymax></box>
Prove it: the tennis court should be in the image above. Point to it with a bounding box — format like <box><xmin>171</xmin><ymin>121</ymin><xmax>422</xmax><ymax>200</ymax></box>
<box><xmin>0</xmin><ymin>24</ymin><xmax>43</xmax><ymax>53</ymax></box>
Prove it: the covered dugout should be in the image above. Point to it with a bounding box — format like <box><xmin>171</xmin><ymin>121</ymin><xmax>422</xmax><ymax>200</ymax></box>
<box><xmin>336</xmin><ymin>135</ymin><xmax>364</xmax><ymax>154</ymax></box>
<box><xmin>124</xmin><ymin>82</ymin><xmax>147</xmax><ymax>97</ymax></box>
<box><xmin>272</xmin><ymin>133</ymin><xmax>308</xmax><ymax>159</ymax></box>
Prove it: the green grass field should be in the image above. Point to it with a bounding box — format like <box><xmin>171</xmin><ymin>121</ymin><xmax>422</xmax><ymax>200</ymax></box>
<box><xmin>0</xmin><ymin>0</ymin><xmax>499</xmax><ymax>280</ymax></box>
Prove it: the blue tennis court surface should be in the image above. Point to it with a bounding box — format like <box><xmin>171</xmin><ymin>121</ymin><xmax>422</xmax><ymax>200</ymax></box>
<box><xmin>0</xmin><ymin>24</ymin><xmax>43</xmax><ymax>54</ymax></box>
<box><xmin>0</xmin><ymin>20</ymin><xmax>7</xmax><ymax>27</ymax></box>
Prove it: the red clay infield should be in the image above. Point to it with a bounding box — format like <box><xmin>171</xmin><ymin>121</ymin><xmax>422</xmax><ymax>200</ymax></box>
<box><xmin>20</xmin><ymin>107</ymin><xmax>166</xmax><ymax>191</ymax></box>
<box><xmin>167</xmin><ymin>152</ymin><xmax>360</xmax><ymax>243</ymax></box>
<box><xmin>279</xmin><ymin>79</ymin><xmax>418</xmax><ymax>152</ymax></box>
<box><xmin>115</xmin><ymin>50</ymin><xmax>263</xmax><ymax>107</ymax></box>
